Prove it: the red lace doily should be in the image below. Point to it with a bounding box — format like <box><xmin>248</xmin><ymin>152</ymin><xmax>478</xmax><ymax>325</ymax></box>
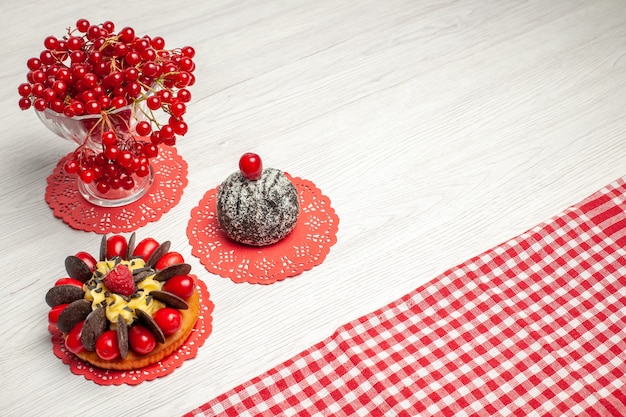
<box><xmin>45</xmin><ymin>146</ymin><xmax>188</xmax><ymax>233</ymax></box>
<box><xmin>49</xmin><ymin>276</ymin><xmax>214</xmax><ymax>386</ymax></box>
<box><xmin>187</xmin><ymin>175</ymin><xmax>339</xmax><ymax>285</ymax></box>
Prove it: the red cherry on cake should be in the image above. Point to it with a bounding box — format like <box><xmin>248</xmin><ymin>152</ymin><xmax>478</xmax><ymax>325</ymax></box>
<box><xmin>75</xmin><ymin>251</ymin><xmax>96</xmax><ymax>271</ymax></box>
<box><xmin>154</xmin><ymin>308</ymin><xmax>182</xmax><ymax>335</ymax></box>
<box><xmin>106</xmin><ymin>235</ymin><xmax>128</xmax><ymax>259</ymax></box>
<box><xmin>65</xmin><ymin>321</ymin><xmax>86</xmax><ymax>354</ymax></box>
<box><xmin>239</xmin><ymin>152</ymin><xmax>263</xmax><ymax>180</ymax></box>
<box><xmin>133</xmin><ymin>237</ymin><xmax>160</xmax><ymax>262</ymax></box>
<box><xmin>95</xmin><ymin>330</ymin><xmax>120</xmax><ymax>360</ymax></box>
<box><xmin>128</xmin><ymin>325</ymin><xmax>157</xmax><ymax>355</ymax></box>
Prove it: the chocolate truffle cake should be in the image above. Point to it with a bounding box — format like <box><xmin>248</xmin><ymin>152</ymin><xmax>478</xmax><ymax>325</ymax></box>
<box><xmin>216</xmin><ymin>153</ymin><xmax>299</xmax><ymax>246</ymax></box>
<box><xmin>46</xmin><ymin>233</ymin><xmax>200</xmax><ymax>371</ymax></box>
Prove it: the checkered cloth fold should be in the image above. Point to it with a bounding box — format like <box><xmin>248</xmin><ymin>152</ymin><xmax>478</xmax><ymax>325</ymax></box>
<box><xmin>185</xmin><ymin>178</ymin><xmax>626</xmax><ymax>417</ymax></box>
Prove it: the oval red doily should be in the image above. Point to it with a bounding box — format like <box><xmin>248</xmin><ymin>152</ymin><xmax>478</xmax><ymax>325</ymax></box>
<box><xmin>49</xmin><ymin>276</ymin><xmax>214</xmax><ymax>386</ymax></box>
<box><xmin>45</xmin><ymin>146</ymin><xmax>188</xmax><ymax>233</ymax></box>
<box><xmin>186</xmin><ymin>175</ymin><xmax>339</xmax><ymax>285</ymax></box>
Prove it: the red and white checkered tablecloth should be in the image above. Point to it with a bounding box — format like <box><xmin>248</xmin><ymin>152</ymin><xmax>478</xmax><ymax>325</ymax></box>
<box><xmin>185</xmin><ymin>178</ymin><xmax>626</xmax><ymax>417</ymax></box>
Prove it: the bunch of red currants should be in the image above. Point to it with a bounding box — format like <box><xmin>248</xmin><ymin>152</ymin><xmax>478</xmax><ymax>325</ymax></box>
<box><xmin>17</xmin><ymin>19</ymin><xmax>196</xmax><ymax>194</ymax></box>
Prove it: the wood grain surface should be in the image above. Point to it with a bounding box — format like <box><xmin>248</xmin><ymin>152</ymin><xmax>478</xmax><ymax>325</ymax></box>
<box><xmin>1</xmin><ymin>0</ymin><xmax>625</xmax><ymax>416</ymax></box>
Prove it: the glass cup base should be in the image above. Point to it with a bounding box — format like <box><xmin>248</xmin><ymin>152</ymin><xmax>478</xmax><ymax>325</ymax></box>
<box><xmin>77</xmin><ymin>166</ymin><xmax>154</xmax><ymax>207</ymax></box>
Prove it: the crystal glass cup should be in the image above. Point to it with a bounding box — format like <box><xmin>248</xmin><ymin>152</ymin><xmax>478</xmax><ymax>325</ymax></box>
<box><xmin>37</xmin><ymin>105</ymin><xmax>154</xmax><ymax>207</ymax></box>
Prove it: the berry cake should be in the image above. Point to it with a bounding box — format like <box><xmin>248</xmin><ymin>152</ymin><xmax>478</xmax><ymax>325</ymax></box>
<box><xmin>216</xmin><ymin>153</ymin><xmax>299</xmax><ymax>246</ymax></box>
<box><xmin>46</xmin><ymin>233</ymin><xmax>199</xmax><ymax>370</ymax></box>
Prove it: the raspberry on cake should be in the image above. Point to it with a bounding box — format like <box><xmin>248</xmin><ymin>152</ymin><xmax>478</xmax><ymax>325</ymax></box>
<box><xmin>45</xmin><ymin>233</ymin><xmax>200</xmax><ymax>371</ymax></box>
<box><xmin>216</xmin><ymin>153</ymin><xmax>300</xmax><ymax>246</ymax></box>
<box><xmin>103</xmin><ymin>264</ymin><xmax>135</xmax><ymax>297</ymax></box>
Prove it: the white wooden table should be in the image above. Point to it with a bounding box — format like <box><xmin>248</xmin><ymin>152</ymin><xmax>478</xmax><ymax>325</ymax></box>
<box><xmin>1</xmin><ymin>1</ymin><xmax>625</xmax><ymax>416</ymax></box>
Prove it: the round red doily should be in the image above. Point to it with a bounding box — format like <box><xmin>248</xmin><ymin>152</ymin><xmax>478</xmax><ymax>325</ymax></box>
<box><xmin>49</xmin><ymin>276</ymin><xmax>213</xmax><ymax>386</ymax></box>
<box><xmin>187</xmin><ymin>175</ymin><xmax>339</xmax><ymax>285</ymax></box>
<box><xmin>45</xmin><ymin>146</ymin><xmax>188</xmax><ymax>233</ymax></box>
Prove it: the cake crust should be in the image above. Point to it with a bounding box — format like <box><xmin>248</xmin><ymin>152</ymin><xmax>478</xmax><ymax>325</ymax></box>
<box><xmin>74</xmin><ymin>289</ymin><xmax>199</xmax><ymax>370</ymax></box>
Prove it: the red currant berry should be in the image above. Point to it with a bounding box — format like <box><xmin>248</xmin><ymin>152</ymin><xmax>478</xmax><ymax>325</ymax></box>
<box><xmin>187</xmin><ymin>73</ymin><xmax>196</xmax><ymax>86</ymax></box>
<box><xmin>175</xmin><ymin>71</ymin><xmax>191</xmax><ymax>88</ymax></box>
<box><xmin>76</xmin><ymin>18</ymin><xmax>90</xmax><ymax>32</ymax></box>
<box><xmin>87</xmin><ymin>25</ymin><xmax>102</xmax><ymax>40</ymax></box>
<box><xmin>18</xmin><ymin>97</ymin><xmax>32</xmax><ymax>110</ymax></box>
<box><xmin>125</xmin><ymin>81</ymin><xmax>141</xmax><ymax>98</ymax></box>
<box><xmin>102</xmin><ymin>21</ymin><xmax>115</xmax><ymax>33</ymax></box>
<box><xmin>151</xmin><ymin>36</ymin><xmax>165</xmax><ymax>50</ymax></box>
<box><xmin>42</xmin><ymin>87</ymin><xmax>56</xmax><ymax>102</ymax></box>
<box><xmin>31</xmin><ymin>69</ymin><xmax>46</xmax><ymax>84</ymax></box>
<box><xmin>179</xmin><ymin>57</ymin><xmax>194</xmax><ymax>72</ymax></box>
<box><xmin>177</xmin><ymin>89</ymin><xmax>192</xmax><ymax>103</ymax></box>
<box><xmin>158</xmin><ymin>89</ymin><xmax>173</xmax><ymax>104</ymax></box>
<box><xmin>96</xmin><ymin>180</ymin><xmax>110</xmax><ymax>194</ymax></box>
<box><xmin>172</xmin><ymin>120</ymin><xmax>188</xmax><ymax>136</ymax></box>
<box><xmin>181</xmin><ymin>46</ymin><xmax>195</xmax><ymax>58</ymax></box>
<box><xmin>133</xmin><ymin>37</ymin><xmax>150</xmax><ymax>52</ymax></box>
<box><xmin>39</xmin><ymin>50</ymin><xmax>55</xmax><ymax>65</ymax></box>
<box><xmin>43</xmin><ymin>36</ymin><xmax>59</xmax><ymax>50</ymax></box>
<box><xmin>111</xmin><ymin>96</ymin><xmax>127</xmax><ymax>109</ymax></box>
<box><xmin>99</xmin><ymin>95</ymin><xmax>112</xmax><ymax>110</ymax></box>
<box><xmin>142</xmin><ymin>143</ymin><xmax>158</xmax><ymax>158</ymax></box>
<box><xmin>117</xmin><ymin>150</ymin><xmax>134</xmax><ymax>168</ymax></box>
<box><xmin>149</xmin><ymin>131</ymin><xmax>162</xmax><ymax>145</ymax></box>
<box><xmin>79</xmin><ymin>169</ymin><xmax>95</xmax><ymax>183</ymax></box>
<box><xmin>239</xmin><ymin>153</ymin><xmax>263</xmax><ymax>180</ymax></box>
<box><xmin>140</xmin><ymin>48</ymin><xmax>157</xmax><ymax>62</ymax></box>
<box><xmin>85</xmin><ymin>100</ymin><xmax>101</xmax><ymax>114</ymax></box>
<box><xmin>26</xmin><ymin>57</ymin><xmax>42</xmax><ymax>71</ymax></box>
<box><xmin>146</xmin><ymin>96</ymin><xmax>161</xmax><ymax>110</ymax></box>
<box><xmin>83</xmin><ymin>73</ymin><xmax>99</xmax><ymax>89</ymax></box>
<box><xmin>88</xmin><ymin>50</ymin><xmax>103</xmax><ymax>64</ymax></box>
<box><xmin>121</xmin><ymin>175</ymin><xmax>135</xmax><ymax>190</ymax></box>
<box><xmin>124</xmin><ymin>67</ymin><xmax>139</xmax><ymax>81</ymax></box>
<box><xmin>102</xmin><ymin>131</ymin><xmax>117</xmax><ymax>147</ymax></box>
<box><xmin>30</xmin><ymin>83</ymin><xmax>44</xmax><ymax>97</ymax></box>
<box><xmin>160</xmin><ymin>125</ymin><xmax>174</xmax><ymax>140</ymax></box>
<box><xmin>17</xmin><ymin>83</ymin><xmax>32</xmax><ymax>97</ymax></box>
<box><xmin>52</xmin><ymin>80</ymin><xmax>67</xmax><ymax>95</ymax></box>
<box><xmin>33</xmin><ymin>98</ymin><xmax>47</xmax><ymax>111</ymax></box>
<box><xmin>113</xmin><ymin>42</ymin><xmax>128</xmax><ymax>57</ymax></box>
<box><xmin>169</xmin><ymin>102</ymin><xmax>186</xmax><ymax>118</ymax></box>
<box><xmin>70</xmin><ymin>50</ymin><xmax>87</xmax><ymax>63</ymax></box>
<box><xmin>56</xmin><ymin>68</ymin><xmax>72</xmax><ymax>82</ymax></box>
<box><xmin>63</xmin><ymin>106</ymin><xmax>75</xmax><ymax>117</ymax></box>
<box><xmin>135</xmin><ymin>121</ymin><xmax>152</xmax><ymax>137</ymax></box>
<box><xmin>104</xmin><ymin>145</ymin><xmax>120</xmax><ymax>160</ymax></box>
<box><xmin>136</xmin><ymin>164</ymin><xmax>150</xmax><ymax>177</ymax></box>
<box><xmin>109</xmin><ymin>176</ymin><xmax>122</xmax><ymax>190</ymax></box>
<box><xmin>163</xmin><ymin>136</ymin><xmax>176</xmax><ymax>146</ymax></box>
<box><xmin>71</xmin><ymin>101</ymin><xmax>85</xmax><ymax>116</ymax></box>
<box><xmin>67</xmin><ymin>36</ymin><xmax>83</xmax><ymax>51</ymax></box>
<box><xmin>50</xmin><ymin>99</ymin><xmax>64</xmax><ymax>113</ymax></box>
<box><xmin>118</xmin><ymin>26</ymin><xmax>135</xmax><ymax>43</ymax></box>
